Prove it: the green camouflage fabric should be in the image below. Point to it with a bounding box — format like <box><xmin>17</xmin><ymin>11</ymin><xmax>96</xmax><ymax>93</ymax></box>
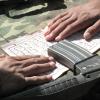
<box><xmin>0</xmin><ymin>0</ymin><xmax>88</xmax><ymax>53</ymax></box>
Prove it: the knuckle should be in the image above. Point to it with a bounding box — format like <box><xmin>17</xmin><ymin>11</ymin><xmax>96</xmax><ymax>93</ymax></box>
<box><xmin>79</xmin><ymin>12</ymin><xmax>90</xmax><ymax>20</ymax></box>
<box><xmin>9</xmin><ymin>66</ymin><xmax>22</xmax><ymax>74</ymax></box>
<box><xmin>6</xmin><ymin>56</ymin><xmax>14</xmax><ymax>61</ymax></box>
<box><xmin>51</xmin><ymin>30</ymin><xmax>57</xmax><ymax>35</ymax></box>
<box><xmin>34</xmin><ymin>55</ymin><xmax>41</xmax><ymax>58</ymax></box>
<box><xmin>33</xmin><ymin>76</ymin><xmax>39</xmax><ymax>81</ymax></box>
<box><xmin>86</xmin><ymin>28</ymin><xmax>91</xmax><ymax>32</ymax></box>
<box><xmin>46</xmin><ymin>63</ymin><xmax>51</xmax><ymax>68</ymax></box>
<box><xmin>57</xmin><ymin>19</ymin><xmax>63</xmax><ymax>23</ymax></box>
<box><xmin>16</xmin><ymin>68</ymin><xmax>24</xmax><ymax>73</ymax></box>
<box><xmin>88</xmin><ymin>26</ymin><xmax>96</xmax><ymax>32</ymax></box>
<box><xmin>49</xmin><ymin>26</ymin><xmax>53</xmax><ymax>31</ymax></box>
<box><xmin>57</xmin><ymin>15</ymin><xmax>62</xmax><ymax>18</ymax></box>
<box><xmin>61</xmin><ymin>21</ymin><xmax>67</xmax><ymax>26</ymax></box>
<box><xmin>42</xmin><ymin>76</ymin><xmax>48</xmax><ymax>79</ymax></box>
<box><xmin>86</xmin><ymin>28</ymin><xmax>94</xmax><ymax>35</ymax></box>
<box><xmin>7</xmin><ymin>57</ymin><xmax>19</xmax><ymax>64</ymax></box>
<box><xmin>96</xmin><ymin>20</ymin><xmax>100</xmax><ymax>27</ymax></box>
<box><xmin>31</xmin><ymin>58</ymin><xmax>38</xmax><ymax>63</ymax></box>
<box><xmin>21</xmin><ymin>62</ymin><xmax>26</xmax><ymax>67</ymax></box>
<box><xmin>98</xmin><ymin>20</ymin><xmax>100</xmax><ymax>23</ymax></box>
<box><xmin>49</xmin><ymin>25</ymin><xmax>57</xmax><ymax>31</ymax></box>
<box><xmin>72</xmin><ymin>14</ymin><xmax>77</xmax><ymax>20</ymax></box>
<box><xmin>67</xmin><ymin>25</ymin><xmax>73</xmax><ymax>30</ymax></box>
<box><xmin>39</xmin><ymin>55</ymin><xmax>46</xmax><ymax>59</ymax></box>
<box><xmin>33</xmin><ymin>64</ymin><xmax>40</xmax><ymax>70</ymax></box>
<box><xmin>91</xmin><ymin>26</ymin><xmax>96</xmax><ymax>30</ymax></box>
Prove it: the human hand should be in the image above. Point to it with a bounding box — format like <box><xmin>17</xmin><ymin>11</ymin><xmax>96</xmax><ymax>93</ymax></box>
<box><xmin>44</xmin><ymin>0</ymin><xmax>100</xmax><ymax>41</ymax></box>
<box><xmin>0</xmin><ymin>55</ymin><xmax>55</xmax><ymax>96</ymax></box>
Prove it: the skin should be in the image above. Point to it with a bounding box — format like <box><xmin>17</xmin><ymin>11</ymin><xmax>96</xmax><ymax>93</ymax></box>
<box><xmin>0</xmin><ymin>55</ymin><xmax>56</xmax><ymax>96</ymax></box>
<box><xmin>44</xmin><ymin>0</ymin><xmax>100</xmax><ymax>41</ymax></box>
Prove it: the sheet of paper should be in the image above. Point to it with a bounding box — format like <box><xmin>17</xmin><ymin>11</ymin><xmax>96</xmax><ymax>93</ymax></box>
<box><xmin>67</xmin><ymin>32</ymin><xmax>100</xmax><ymax>53</ymax></box>
<box><xmin>1</xmin><ymin>32</ymin><xmax>68</xmax><ymax>80</ymax></box>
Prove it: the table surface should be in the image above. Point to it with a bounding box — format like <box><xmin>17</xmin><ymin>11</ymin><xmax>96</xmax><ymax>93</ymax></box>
<box><xmin>0</xmin><ymin>0</ymin><xmax>99</xmax><ymax>56</ymax></box>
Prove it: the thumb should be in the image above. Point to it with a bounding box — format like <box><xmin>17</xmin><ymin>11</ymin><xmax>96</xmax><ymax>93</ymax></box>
<box><xmin>84</xmin><ymin>19</ymin><xmax>100</xmax><ymax>40</ymax></box>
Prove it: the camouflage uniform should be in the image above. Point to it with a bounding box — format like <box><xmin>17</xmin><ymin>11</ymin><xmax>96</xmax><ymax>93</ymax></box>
<box><xmin>0</xmin><ymin>0</ymin><xmax>100</xmax><ymax>100</ymax></box>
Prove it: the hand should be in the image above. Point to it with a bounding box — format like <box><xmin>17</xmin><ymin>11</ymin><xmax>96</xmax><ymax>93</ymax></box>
<box><xmin>44</xmin><ymin>0</ymin><xmax>100</xmax><ymax>41</ymax></box>
<box><xmin>0</xmin><ymin>55</ymin><xmax>55</xmax><ymax>96</ymax></box>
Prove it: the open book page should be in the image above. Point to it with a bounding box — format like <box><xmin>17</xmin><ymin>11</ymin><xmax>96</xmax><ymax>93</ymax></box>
<box><xmin>67</xmin><ymin>32</ymin><xmax>100</xmax><ymax>53</ymax></box>
<box><xmin>1</xmin><ymin>32</ymin><xmax>68</xmax><ymax>80</ymax></box>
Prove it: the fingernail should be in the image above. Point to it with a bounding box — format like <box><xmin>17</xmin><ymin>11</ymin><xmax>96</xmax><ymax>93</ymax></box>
<box><xmin>47</xmin><ymin>75</ymin><xmax>53</xmax><ymax>80</ymax></box>
<box><xmin>49</xmin><ymin>56</ymin><xmax>54</xmax><ymax>61</ymax></box>
<box><xmin>48</xmin><ymin>23</ymin><xmax>50</xmax><ymax>26</ymax></box>
<box><xmin>45</xmin><ymin>34</ymin><xmax>55</xmax><ymax>41</ymax></box>
<box><xmin>45</xmin><ymin>35</ymin><xmax>49</xmax><ymax>40</ymax></box>
<box><xmin>55</xmin><ymin>36</ymin><xmax>61</xmax><ymax>41</ymax></box>
<box><xmin>49</xmin><ymin>61</ymin><xmax>56</xmax><ymax>67</ymax></box>
<box><xmin>0</xmin><ymin>54</ymin><xmax>5</xmax><ymax>56</ymax></box>
<box><xmin>48</xmin><ymin>21</ymin><xmax>52</xmax><ymax>27</ymax></box>
<box><xmin>43</xmin><ymin>26</ymin><xmax>49</xmax><ymax>34</ymax></box>
<box><xmin>45</xmin><ymin>34</ymin><xmax>51</xmax><ymax>39</ymax></box>
<box><xmin>84</xmin><ymin>32</ymin><xmax>91</xmax><ymax>40</ymax></box>
<box><xmin>0</xmin><ymin>54</ymin><xmax>5</xmax><ymax>58</ymax></box>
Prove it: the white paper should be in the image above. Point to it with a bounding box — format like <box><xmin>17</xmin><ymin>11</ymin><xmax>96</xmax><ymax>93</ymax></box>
<box><xmin>1</xmin><ymin>32</ymin><xmax>68</xmax><ymax>80</ymax></box>
<box><xmin>67</xmin><ymin>32</ymin><xmax>100</xmax><ymax>53</ymax></box>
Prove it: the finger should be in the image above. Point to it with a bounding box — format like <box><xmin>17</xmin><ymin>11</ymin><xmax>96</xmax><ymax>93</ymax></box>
<box><xmin>55</xmin><ymin>17</ymin><xmax>94</xmax><ymax>41</ymax></box>
<box><xmin>48</xmin><ymin>12</ymin><xmax>72</xmax><ymax>31</ymax></box>
<box><xmin>22</xmin><ymin>62</ymin><xmax>56</xmax><ymax>76</ymax></box>
<box><xmin>48</xmin><ymin>12</ymin><xmax>69</xmax><ymax>27</ymax></box>
<box><xmin>84</xmin><ymin>20</ymin><xmax>100</xmax><ymax>40</ymax></box>
<box><xmin>0</xmin><ymin>54</ymin><xmax>5</xmax><ymax>57</ymax></box>
<box><xmin>20</xmin><ymin>56</ymin><xmax>55</xmax><ymax>68</ymax></box>
<box><xmin>25</xmin><ymin>75</ymin><xmax>52</xmax><ymax>85</ymax></box>
<box><xmin>13</xmin><ymin>55</ymin><xmax>41</xmax><ymax>61</ymax></box>
<box><xmin>45</xmin><ymin>14</ymin><xmax>77</xmax><ymax>41</ymax></box>
<box><xmin>55</xmin><ymin>21</ymin><xmax>82</xmax><ymax>41</ymax></box>
<box><xmin>45</xmin><ymin>13</ymin><xmax>72</xmax><ymax>37</ymax></box>
<box><xmin>0</xmin><ymin>54</ymin><xmax>5</xmax><ymax>60</ymax></box>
